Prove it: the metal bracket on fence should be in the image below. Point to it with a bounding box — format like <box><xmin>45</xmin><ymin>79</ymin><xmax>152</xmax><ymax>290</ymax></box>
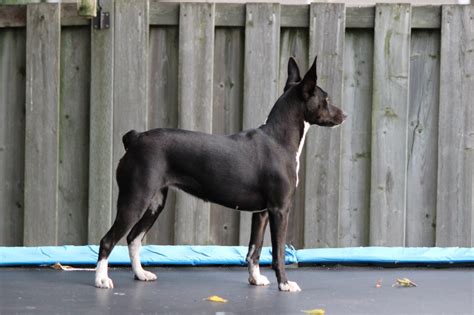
<box><xmin>93</xmin><ymin>0</ymin><xmax>110</xmax><ymax>30</ymax></box>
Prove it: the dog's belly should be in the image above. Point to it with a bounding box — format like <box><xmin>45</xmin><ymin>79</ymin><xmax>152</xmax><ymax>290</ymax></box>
<box><xmin>172</xmin><ymin>177</ymin><xmax>267</xmax><ymax>211</ymax></box>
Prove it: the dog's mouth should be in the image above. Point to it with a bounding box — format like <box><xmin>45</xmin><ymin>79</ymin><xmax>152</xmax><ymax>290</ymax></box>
<box><xmin>316</xmin><ymin>121</ymin><xmax>339</xmax><ymax>127</ymax></box>
<box><xmin>317</xmin><ymin>110</ymin><xmax>347</xmax><ymax>128</ymax></box>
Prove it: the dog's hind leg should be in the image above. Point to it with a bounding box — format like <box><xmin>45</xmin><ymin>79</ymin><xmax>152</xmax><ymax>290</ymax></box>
<box><xmin>95</xmin><ymin>191</ymin><xmax>149</xmax><ymax>289</ymax></box>
<box><xmin>126</xmin><ymin>188</ymin><xmax>168</xmax><ymax>282</ymax></box>
<box><xmin>246</xmin><ymin>211</ymin><xmax>270</xmax><ymax>286</ymax></box>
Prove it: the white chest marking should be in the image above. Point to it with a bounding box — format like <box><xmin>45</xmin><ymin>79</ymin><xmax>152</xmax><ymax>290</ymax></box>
<box><xmin>296</xmin><ymin>122</ymin><xmax>310</xmax><ymax>187</ymax></box>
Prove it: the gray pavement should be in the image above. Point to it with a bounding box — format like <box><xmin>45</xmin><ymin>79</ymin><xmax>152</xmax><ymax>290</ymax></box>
<box><xmin>1</xmin><ymin>266</ymin><xmax>473</xmax><ymax>314</ymax></box>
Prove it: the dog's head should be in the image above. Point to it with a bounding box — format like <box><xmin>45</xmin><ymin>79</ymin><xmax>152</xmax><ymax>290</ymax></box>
<box><xmin>285</xmin><ymin>56</ymin><xmax>347</xmax><ymax>127</ymax></box>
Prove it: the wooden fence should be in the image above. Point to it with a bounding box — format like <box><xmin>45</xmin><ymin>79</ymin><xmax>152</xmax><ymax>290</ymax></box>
<box><xmin>0</xmin><ymin>1</ymin><xmax>473</xmax><ymax>248</ymax></box>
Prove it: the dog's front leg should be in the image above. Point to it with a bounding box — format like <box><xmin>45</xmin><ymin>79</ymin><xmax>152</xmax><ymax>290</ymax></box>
<box><xmin>246</xmin><ymin>211</ymin><xmax>270</xmax><ymax>286</ymax></box>
<box><xmin>268</xmin><ymin>207</ymin><xmax>301</xmax><ymax>292</ymax></box>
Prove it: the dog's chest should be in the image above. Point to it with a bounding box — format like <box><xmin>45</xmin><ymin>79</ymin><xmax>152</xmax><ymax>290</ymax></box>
<box><xmin>295</xmin><ymin>122</ymin><xmax>310</xmax><ymax>187</ymax></box>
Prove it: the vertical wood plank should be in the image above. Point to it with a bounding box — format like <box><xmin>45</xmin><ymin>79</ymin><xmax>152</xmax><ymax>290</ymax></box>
<box><xmin>58</xmin><ymin>27</ymin><xmax>90</xmax><ymax>245</ymax></box>
<box><xmin>88</xmin><ymin>0</ymin><xmax>114</xmax><ymax>244</ymax></box>
<box><xmin>239</xmin><ymin>3</ymin><xmax>280</xmax><ymax>246</ymax></box>
<box><xmin>147</xmin><ymin>26</ymin><xmax>179</xmax><ymax>245</ymax></box>
<box><xmin>210</xmin><ymin>27</ymin><xmax>244</xmax><ymax>246</ymax></box>
<box><xmin>24</xmin><ymin>3</ymin><xmax>60</xmax><ymax>246</ymax></box>
<box><xmin>175</xmin><ymin>3</ymin><xmax>215</xmax><ymax>245</ymax></box>
<box><xmin>406</xmin><ymin>30</ymin><xmax>440</xmax><ymax>247</ymax></box>
<box><xmin>437</xmin><ymin>5</ymin><xmax>474</xmax><ymax>247</ymax></box>
<box><xmin>339</xmin><ymin>29</ymin><xmax>373</xmax><ymax>247</ymax></box>
<box><xmin>370</xmin><ymin>4</ymin><xmax>411</xmax><ymax>246</ymax></box>
<box><xmin>304</xmin><ymin>3</ymin><xmax>345</xmax><ymax>248</ymax></box>
<box><xmin>112</xmin><ymin>0</ymin><xmax>149</xmax><ymax>226</ymax></box>
<box><xmin>0</xmin><ymin>29</ymin><xmax>26</xmax><ymax>246</ymax></box>
<box><xmin>279</xmin><ymin>28</ymin><xmax>308</xmax><ymax>248</ymax></box>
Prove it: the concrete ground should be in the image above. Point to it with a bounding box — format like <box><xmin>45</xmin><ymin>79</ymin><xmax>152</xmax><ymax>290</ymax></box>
<box><xmin>1</xmin><ymin>266</ymin><xmax>473</xmax><ymax>314</ymax></box>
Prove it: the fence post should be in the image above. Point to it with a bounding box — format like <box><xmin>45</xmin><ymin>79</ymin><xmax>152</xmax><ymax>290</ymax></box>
<box><xmin>175</xmin><ymin>2</ymin><xmax>215</xmax><ymax>245</ymax></box>
<box><xmin>88</xmin><ymin>0</ymin><xmax>114</xmax><ymax>244</ymax></box>
<box><xmin>304</xmin><ymin>3</ymin><xmax>345</xmax><ymax>248</ymax></box>
<box><xmin>111</xmin><ymin>0</ymin><xmax>149</xmax><ymax>238</ymax></box>
<box><xmin>436</xmin><ymin>5</ymin><xmax>474</xmax><ymax>247</ymax></box>
<box><xmin>239</xmin><ymin>3</ymin><xmax>280</xmax><ymax>246</ymax></box>
<box><xmin>0</xmin><ymin>24</ymin><xmax>26</xmax><ymax>246</ymax></box>
<box><xmin>210</xmin><ymin>28</ymin><xmax>244</xmax><ymax>245</ymax></box>
<box><xmin>406</xmin><ymin>30</ymin><xmax>440</xmax><ymax>246</ymax></box>
<box><xmin>340</xmin><ymin>30</ymin><xmax>373</xmax><ymax>247</ymax></box>
<box><xmin>146</xmin><ymin>26</ymin><xmax>179</xmax><ymax>245</ymax></box>
<box><xmin>279</xmin><ymin>29</ymin><xmax>308</xmax><ymax>248</ymax></box>
<box><xmin>24</xmin><ymin>3</ymin><xmax>61</xmax><ymax>245</ymax></box>
<box><xmin>370</xmin><ymin>4</ymin><xmax>411</xmax><ymax>246</ymax></box>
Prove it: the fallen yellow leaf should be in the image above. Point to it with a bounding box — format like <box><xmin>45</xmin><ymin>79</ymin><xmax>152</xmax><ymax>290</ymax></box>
<box><xmin>302</xmin><ymin>309</ymin><xmax>325</xmax><ymax>315</ymax></box>
<box><xmin>393</xmin><ymin>278</ymin><xmax>417</xmax><ymax>287</ymax></box>
<box><xmin>205</xmin><ymin>295</ymin><xmax>228</xmax><ymax>303</ymax></box>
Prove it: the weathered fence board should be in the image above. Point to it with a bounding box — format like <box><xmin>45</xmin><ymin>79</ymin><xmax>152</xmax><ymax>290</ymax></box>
<box><xmin>175</xmin><ymin>3</ymin><xmax>215</xmax><ymax>245</ymax></box>
<box><xmin>239</xmin><ymin>3</ymin><xmax>280</xmax><ymax>246</ymax></box>
<box><xmin>24</xmin><ymin>3</ymin><xmax>60</xmax><ymax>246</ymax></box>
<box><xmin>437</xmin><ymin>5</ymin><xmax>474</xmax><ymax>247</ymax></box>
<box><xmin>279</xmin><ymin>28</ymin><xmax>308</xmax><ymax>248</ymax></box>
<box><xmin>112</xmin><ymin>0</ymin><xmax>149</xmax><ymax>227</ymax></box>
<box><xmin>339</xmin><ymin>29</ymin><xmax>373</xmax><ymax>247</ymax></box>
<box><xmin>88</xmin><ymin>0</ymin><xmax>114</xmax><ymax>245</ymax></box>
<box><xmin>304</xmin><ymin>3</ymin><xmax>345</xmax><ymax>248</ymax></box>
<box><xmin>58</xmin><ymin>27</ymin><xmax>90</xmax><ymax>245</ymax></box>
<box><xmin>0</xmin><ymin>5</ymin><xmax>26</xmax><ymax>27</ymax></box>
<box><xmin>0</xmin><ymin>29</ymin><xmax>25</xmax><ymax>246</ymax></box>
<box><xmin>210</xmin><ymin>28</ymin><xmax>244</xmax><ymax>246</ymax></box>
<box><xmin>147</xmin><ymin>4</ymin><xmax>440</xmax><ymax>29</ymax></box>
<box><xmin>370</xmin><ymin>4</ymin><xmax>411</xmax><ymax>246</ymax></box>
<box><xmin>146</xmin><ymin>26</ymin><xmax>179</xmax><ymax>245</ymax></box>
<box><xmin>406</xmin><ymin>30</ymin><xmax>440</xmax><ymax>247</ymax></box>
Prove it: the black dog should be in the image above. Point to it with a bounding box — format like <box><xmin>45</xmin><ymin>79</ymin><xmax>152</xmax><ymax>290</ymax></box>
<box><xmin>95</xmin><ymin>56</ymin><xmax>346</xmax><ymax>292</ymax></box>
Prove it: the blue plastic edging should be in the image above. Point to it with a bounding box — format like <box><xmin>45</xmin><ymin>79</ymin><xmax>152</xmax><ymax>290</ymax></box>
<box><xmin>1</xmin><ymin>246</ymin><xmax>473</xmax><ymax>267</ymax></box>
<box><xmin>296</xmin><ymin>247</ymin><xmax>474</xmax><ymax>265</ymax></box>
<box><xmin>0</xmin><ymin>245</ymin><xmax>297</xmax><ymax>267</ymax></box>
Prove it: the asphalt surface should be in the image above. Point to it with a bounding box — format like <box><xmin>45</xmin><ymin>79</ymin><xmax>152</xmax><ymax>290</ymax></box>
<box><xmin>1</xmin><ymin>266</ymin><xmax>473</xmax><ymax>314</ymax></box>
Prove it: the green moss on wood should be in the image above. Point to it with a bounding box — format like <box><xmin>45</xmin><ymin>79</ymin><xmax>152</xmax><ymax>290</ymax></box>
<box><xmin>384</xmin><ymin>30</ymin><xmax>392</xmax><ymax>57</ymax></box>
<box><xmin>77</xmin><ymin>0</ymin><xmax>96</xmax><ymax>18</ymax></box>
<box><xmin>384</xmin><ymin>107</ymin><xmax>398</xmax><ymax>119</ymax></box>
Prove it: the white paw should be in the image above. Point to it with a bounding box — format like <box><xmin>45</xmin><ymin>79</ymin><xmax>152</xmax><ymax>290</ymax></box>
<box><xmin>95</xmin><ymin>276</ymin><xmax>114</xmax><ymax>289</ymax></box>
<box><xmin>134</xmin><ymin>269</ymin><xmax>157</xmax><ymax>281</ymax></box>
<box><xmin>279</xmin><ymin>281</ymin><xmax>301</xmax><ymax>292</ymax></box>
<box><xmin>249</xmin><ymin>274</ymin><xmax>270</xmax><ymax>286</ymax></box>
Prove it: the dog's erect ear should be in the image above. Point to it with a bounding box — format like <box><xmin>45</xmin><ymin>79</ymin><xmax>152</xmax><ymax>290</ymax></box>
<box><xmin>300</xmin><ymin>56</ymin><xmax>318</xmax><ymax>99</ymax></box>
<box><xmin>284</xmin><ymin>57</ymin><xmax>301</xmax><ymax>92</ymax></box>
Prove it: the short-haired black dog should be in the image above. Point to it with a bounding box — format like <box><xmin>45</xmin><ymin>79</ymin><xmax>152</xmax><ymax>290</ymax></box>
<box><xmin>95</xmin><ymin>56</ymin><xmax>346</xmax><ymax>292</ymax></box>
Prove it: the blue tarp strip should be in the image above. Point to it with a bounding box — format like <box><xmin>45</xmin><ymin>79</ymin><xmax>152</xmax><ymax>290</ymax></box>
<box><xmin>0</xmin><ymin>245</ymin><xmax>297</xmax><ymax>266</ymax></box>
<box><xmin>0</xmin><ymin>246</ymin><xmax>473</xmax><ymax>266</ymax></box>
<box><xmin>296</xmin><ymin>247</ymin><xmax>474</xmax><ymax>264</ymax></box>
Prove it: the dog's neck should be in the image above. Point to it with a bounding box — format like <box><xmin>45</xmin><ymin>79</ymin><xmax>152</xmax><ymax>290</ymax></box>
<box><xmin>261</xmin><ymin>94</ymin><xmax>308</xmax><ymax>153</ymax></box>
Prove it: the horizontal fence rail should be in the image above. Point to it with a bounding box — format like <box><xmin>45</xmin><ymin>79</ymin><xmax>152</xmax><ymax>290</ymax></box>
<box><xmin>0</xmin><ymin>1</ymin><xmax>473</xmax><ymax>249</ymax></box>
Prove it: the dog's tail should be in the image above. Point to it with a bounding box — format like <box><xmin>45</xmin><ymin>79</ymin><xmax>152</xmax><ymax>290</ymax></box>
<box><xmin>122</xmin><ymin>129</ymin><xmax>140</xmax><ymax>150</ymax></box>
